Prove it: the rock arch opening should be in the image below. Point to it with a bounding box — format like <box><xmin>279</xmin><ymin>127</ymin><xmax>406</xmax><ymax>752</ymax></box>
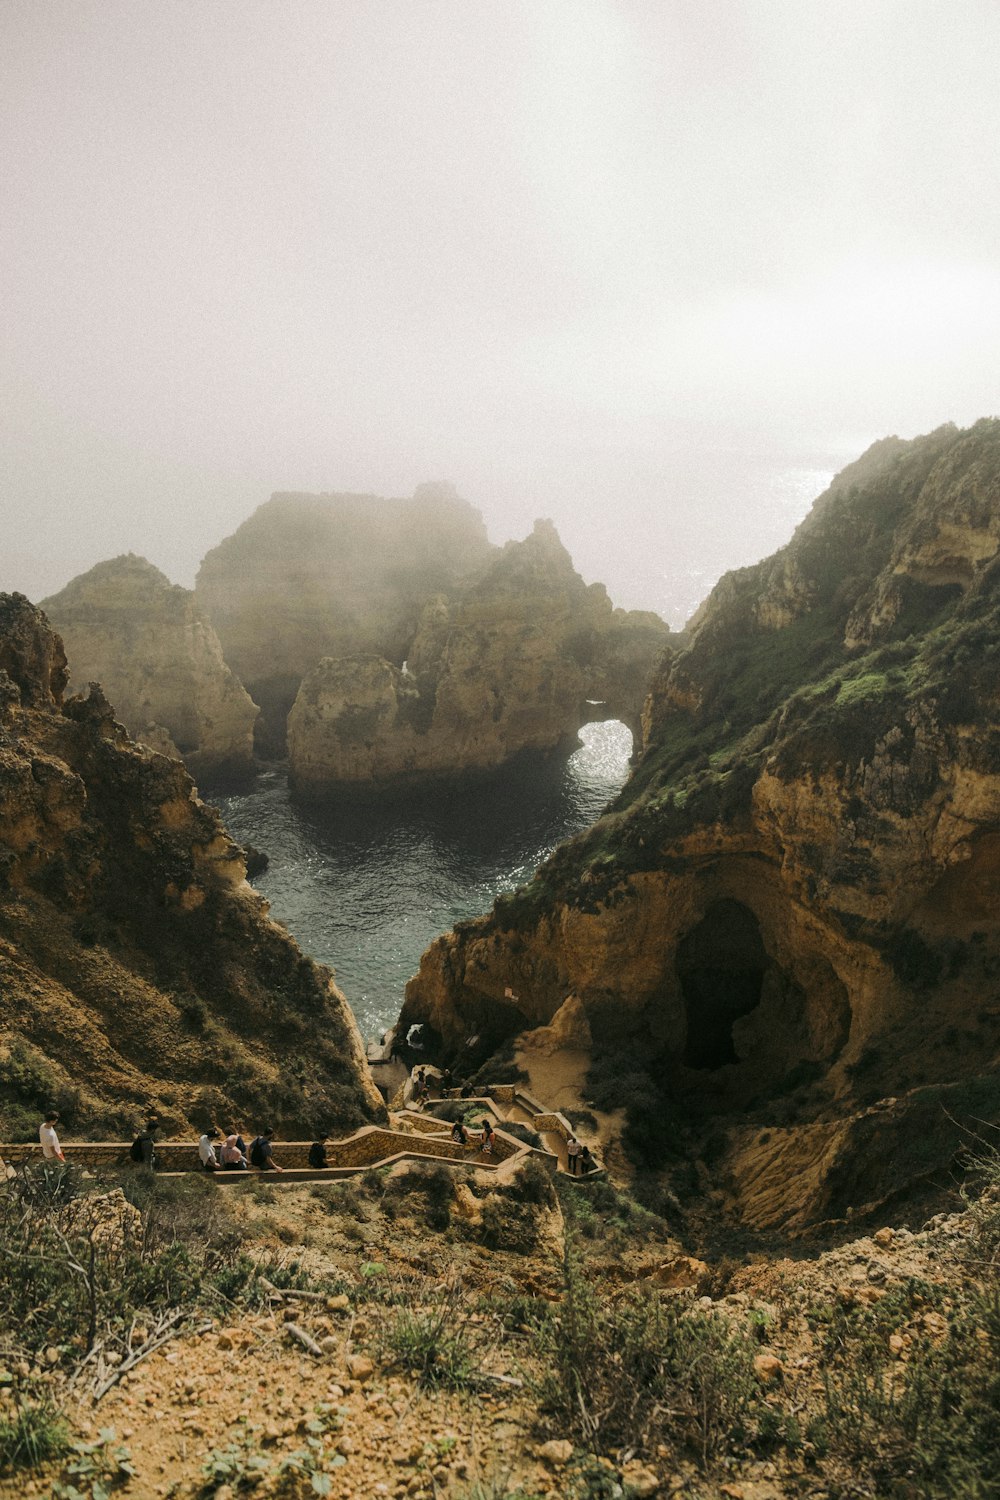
<box><xmin>677</xmin><ymin>899</ymin><xmax>768</xmax><ymax>1069</ymax></box>
<box><xmin>571</xmin><ymin>716</ymin><xmax>634</xmax><ymax>765</ymax></box>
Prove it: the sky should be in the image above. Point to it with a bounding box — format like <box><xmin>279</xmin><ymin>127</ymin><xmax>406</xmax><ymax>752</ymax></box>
<box><xmin>4</xmin><ymin>0</ymin><xmax>1000</xmax><ymax>626</ymax></box>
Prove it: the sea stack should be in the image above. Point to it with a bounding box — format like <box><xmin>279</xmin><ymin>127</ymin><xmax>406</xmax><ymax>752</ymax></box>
<box><xmin>42</xmin><ymin>554</ymin><xmax>259</xmax><ymax>787</ymax></box>
<box><xmin>286</xmin><ymin>519</ymin><xmax>671</xmax><ymax>793</ymax></box>
<box><xmin>195</xmin><ymin>483</ymin><xmax>496</xmax><ymax>757</ymax></box>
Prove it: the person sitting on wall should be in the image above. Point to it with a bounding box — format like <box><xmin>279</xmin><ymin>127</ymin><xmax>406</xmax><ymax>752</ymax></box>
<box><xmin>450</xmin><ymin>1118</ymin><xmax>469</xmax><ymax>1146</ymax></box>
<box><xmin>249</xmin><ymin>1129</ymin><xmax>284</xmax><ymax>1171</ymax></box>
<box><xmin>130</xmin><ymin>1120</ymin><xmax>158</xmax><ymax>1170</ymax></box>
<box><xmin>220</xmin><ymin>1135</ymin><xmax>248</xmax><ymax>1169</ymax></box>
<box><xmin>198</xmin><ymin>1127</ymin><xmax>221</xmax><ymax>1172</ymax></box>
<box><xmin>308</xmin><ymin>1134</ymin><xmax>329</xmax><ymax>1169</ymax></box>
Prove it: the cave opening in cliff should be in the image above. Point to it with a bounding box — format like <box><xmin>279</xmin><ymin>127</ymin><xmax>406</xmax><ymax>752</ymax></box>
<box><xmin>677</xmin><ymin>899</ymin><xmax>768</xmax><ymax>1069</ymax></box>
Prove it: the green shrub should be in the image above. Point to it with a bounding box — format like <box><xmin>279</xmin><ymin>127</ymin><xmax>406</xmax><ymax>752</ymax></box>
<box><xmin>820</xmin><ymin>1293</ymin><xmax>1000</xmax><ymax>1497</ymax></box>
<box><xmin>0</xmin><ymin>1400</ymin><xmax>68</xmax><ymax>1473</ymax></box>
<box><xmin>499</xmin><ymin>1120</ymin><xmax>542</xmax><ymax>1149</ymax></box>
<box><xmin>378</xmin><ymin>1284</ymin><xmax>477</xmax><ymax>1390</ymax></box>
<box><xmin>507</xmin><ymin>1157</ymin><xmax>555</xmax><ymax>1207</ymax></box>
<box><xmin>532</xmin><ymin>1242</ymin><xmax>759</xmax><ymax>1463</ymax></box>
<box><xmin>479</xmin><ymin>1194</ymin><xmax>542</xmax><ymax>1255</ymax></box>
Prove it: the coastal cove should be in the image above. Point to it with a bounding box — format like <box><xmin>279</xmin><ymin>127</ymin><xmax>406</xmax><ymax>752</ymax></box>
<box><xmin>215</xmin><ymin>720</ymin><xmax>633</xmax><ymax>1042</ymax></box>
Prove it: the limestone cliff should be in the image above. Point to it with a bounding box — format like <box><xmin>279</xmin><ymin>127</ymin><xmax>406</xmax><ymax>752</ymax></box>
<box><xmin>398</xmin><ymin>419</ymin><xmax>1000</xmax><ymax>1229</ymax></box>
<box><xmin>42</xmin><ymin>555</ymin><xmax>259</xmax><ymax>787</ymax></box>
<box><xmin>287</xmin><ymin>520</ymin><xmax>671</xmax><ymax>793</ymax></box>
<box><xmin>195</xmin><ymin>483</ymin><xmax>496</xmax><ymax>756</ymax></box>
<box><xmin>0</xmin><ymin>594</ymin><xmax>384</xmax><ymax>1141</ymax></box>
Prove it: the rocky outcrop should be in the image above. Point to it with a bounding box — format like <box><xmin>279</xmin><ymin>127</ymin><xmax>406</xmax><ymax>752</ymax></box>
<box><xmin>42</xmin><ymin>556</ymin><xmax>258</xmax><ymax>787</ymax></box>
<box><xmin>287</xmin><ymin>520</ymin><xmax>671</xmax><ymax>793</ymax></box>
<box><xmin>0</xmin><ymin>593</ymin><xmax>384</xmax><ymax>1140</ymax></box>
<box><xmin>397</xmin><ymin>419</ymin><xmax>1000</xmax><ymax>1227</ymax></box>
<box><xmin>195</xmin><ymin>483</ymin><xmax>496</xmax><ymax>756</ymax></box>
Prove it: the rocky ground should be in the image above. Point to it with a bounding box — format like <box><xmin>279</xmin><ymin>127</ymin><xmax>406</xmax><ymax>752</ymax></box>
<box><xmin>0</xmin><ymin>1152</ymin><xmax>992</xmax><ymax>1500</ymax></box>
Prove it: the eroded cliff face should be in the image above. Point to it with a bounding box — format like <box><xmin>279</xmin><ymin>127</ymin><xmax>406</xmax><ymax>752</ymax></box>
<box><xmin>398</xmin><ymin>419</ymin><xmax>1000</xmax><ymax>1231</ymax></box>
<box><xmin>195</xmin><ymin>484</ymin><xmax>496</xmax><ymax>756</ymax></box>
<box><xmin>0</xmin><ymin>594</ymin><xmax>383</xmax><ymax>1140</ymax></box>
<box><xmin>287</xmin><ymin>520</ymin><xmax>671</xmax><ymax>792</ymax></box>
<box><xmin>42</xmin><ymin>556</ymin><xmax>259</xmax><ymax>787</ymax></box>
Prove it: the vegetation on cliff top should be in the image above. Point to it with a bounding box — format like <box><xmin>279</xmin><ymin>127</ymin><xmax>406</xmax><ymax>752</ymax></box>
<box><xmin>488</xmin><ymin>419</ymin><xmax>1000</xmax><ymax>927</ymax></box>
<box><xmin>4</xmin><ymin>1150</ymin><xmax>1000</xmax><ymax>1497</ymax></box>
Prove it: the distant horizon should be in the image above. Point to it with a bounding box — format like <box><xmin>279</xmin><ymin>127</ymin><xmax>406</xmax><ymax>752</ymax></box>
<box><xmin>13</xmin><ymin>427</ymin><xmax>871</xmax><ymax>630</ymax></box>
<box><xmin>6</xmin><ymin>5</ymin><xmax>999</xmax><ymax>629</ymax></box>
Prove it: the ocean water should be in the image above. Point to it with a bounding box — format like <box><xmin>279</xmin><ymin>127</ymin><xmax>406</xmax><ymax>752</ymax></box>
<box><xmin>566</xmin><ymin>454</ymin><xmax>843</xmax><ymax>628</ymax></box>
<box><xmin>214</xmin><ymin>454</ymin><xmax>848</xmax><ymax>1043</ymax></box>
<box><xmin>215</xmin><ymin>721</ymin><xmax>632</xmax><ymax>1043</ymax></box>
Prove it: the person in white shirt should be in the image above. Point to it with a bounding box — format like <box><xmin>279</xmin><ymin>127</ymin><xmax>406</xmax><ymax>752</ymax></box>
<box><xmin>198</xmin><ymin>1128</ymin><xmax>221</xmax><ymax>1171</ymax></box>
<box><xmin>39</xmin><ymin>1112</ymin><xmax>65</xmax><ymax>1162</ymax></box>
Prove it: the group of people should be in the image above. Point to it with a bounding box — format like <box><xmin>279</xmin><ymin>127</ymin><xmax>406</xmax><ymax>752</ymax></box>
<box><xmin>35</xmin><ymin>1113</ymin><xmax>315</xmax><ymax>1175</ymax></box>
<box><xmin>35</xmin><ymin>1095</ymin><xmax>598</xmax><ymax>1180</ymax></box>
<box><xmin>410</xmin><ymin>1066</ymin><xmax>454</xmax><ymax>1105</ymax></box>
<box><xmin>565</xmin><ymin>1133</ymin><xmax>597</xmax><ymax>1175</ymax></box>
<box><xmin>199</xmin><ymin>1127</ymin><xmax>333</xmax><ymax>1172</ymax></box>
<box><xmin>450</xmin><ymin>1116</ymin><xmax>496</xmax><ymax>1153</ymax></box>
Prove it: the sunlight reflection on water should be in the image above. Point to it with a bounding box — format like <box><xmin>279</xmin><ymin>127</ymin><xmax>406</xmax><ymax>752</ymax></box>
<box><xmin>216</xmin><ymin>720</ymin><xmax>632</xmax><ymax>1040</ymax></box>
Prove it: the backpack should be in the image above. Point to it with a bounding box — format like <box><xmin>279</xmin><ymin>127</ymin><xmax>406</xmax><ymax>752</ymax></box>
<box><xmin>249</xmin><ymin>1136</ymin><xmax>266</xmax><ymax>1167</ymax></box>
<box><xmin>129</xmin><ymin>1135</ymin><xmax>145</xmax><ymax>1163</ymax></box>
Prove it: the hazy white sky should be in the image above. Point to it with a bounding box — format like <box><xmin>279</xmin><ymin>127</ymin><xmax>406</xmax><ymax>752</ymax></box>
<box><xmin>4</xmin><ymin>1</ymin><xmax>1000</xmax><ymax>619</ymax></box>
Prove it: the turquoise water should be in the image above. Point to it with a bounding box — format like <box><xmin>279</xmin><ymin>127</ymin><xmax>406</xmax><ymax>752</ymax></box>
<box><xmin>215</xmin><ymin>721</ymin><xmax>632</xmax><ymax>1043</ymax></box>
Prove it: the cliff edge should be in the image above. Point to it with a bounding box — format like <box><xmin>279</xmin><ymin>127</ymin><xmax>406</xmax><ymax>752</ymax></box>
<box><xmin>0</xmin><ymin>594</ymin><xmax>383</xmax><ymax>1141</ymax></box>
<box><xmin>398</xmin><ymin>419</ymin><xmax>1000</xmax><ymax>1231</ymax></box>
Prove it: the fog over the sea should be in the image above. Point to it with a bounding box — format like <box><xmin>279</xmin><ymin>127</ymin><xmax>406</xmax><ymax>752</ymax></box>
<box><xmin>4</xmin><ymin>1</ymin><xmax>1000</xmax><ymax>626</ymax></box>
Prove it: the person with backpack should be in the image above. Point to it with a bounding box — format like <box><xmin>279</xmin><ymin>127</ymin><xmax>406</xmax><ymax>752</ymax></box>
<box><xmin>450</xmin><ymin>1118</ymin><xmax>470</xmax><ymax>1146</ymax></box>
<box><xmin>249</xmin><ymin>1128</ymin><xmax>284</xmax><ymax>1171</ymax></box>
<box><xmin>130</xmin><ymin>1120</ymin><xmax>158</xmax><ymax>1170</ymax></box>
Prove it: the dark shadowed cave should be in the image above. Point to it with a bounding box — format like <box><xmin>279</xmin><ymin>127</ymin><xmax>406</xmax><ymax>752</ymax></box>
<box><xmin>677</xmin><ymin>898</ymin><xmax>769</xmax><ymax>1069</ymax></box>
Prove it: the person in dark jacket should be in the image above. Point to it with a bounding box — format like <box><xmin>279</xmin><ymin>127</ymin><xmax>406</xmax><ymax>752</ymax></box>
<box><xmin>249</xmin><ymin>1129</ymin><xmax>284</xmax><ymax>1172</ymax></box>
